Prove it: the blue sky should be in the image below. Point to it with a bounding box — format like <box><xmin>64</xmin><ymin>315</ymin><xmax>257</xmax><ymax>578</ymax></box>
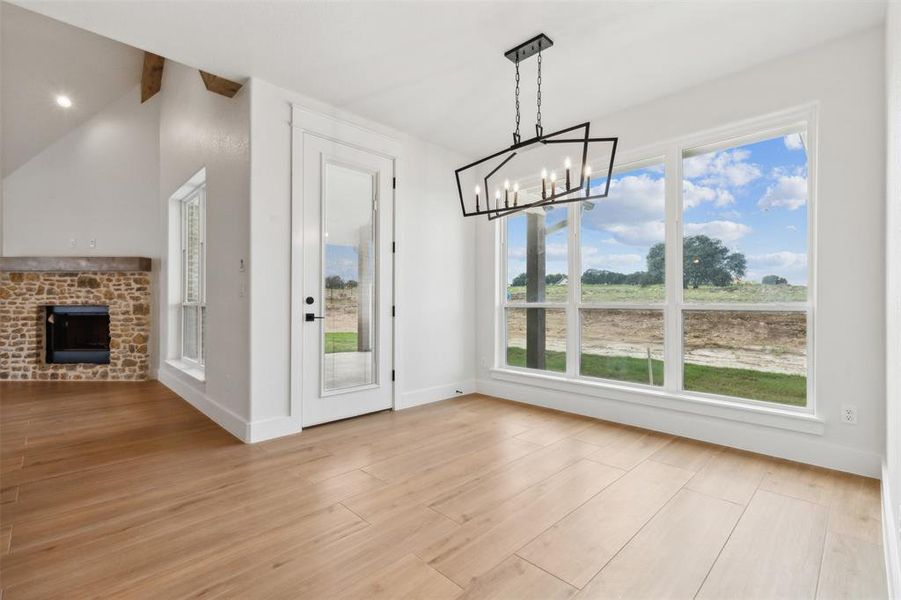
<box><xmin>326</xmin><ymin>244</ymin><xmax>360</xmax><ymax>282</ymax></box>
<box><xmin>508</xmin><ymin>133</ymin><xmax>809</xmax><ymax>285</ymax></box>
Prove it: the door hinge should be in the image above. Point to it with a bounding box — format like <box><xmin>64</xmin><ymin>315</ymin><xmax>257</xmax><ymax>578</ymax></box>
<box><xmin>392</xmin><ymin>177</ymin><xmax>396</xmax><ymax>189</ymax></box>
<box><xmin>391</xmin><ymin>369</ymin><xmax>395</xmax><ymax>381</ymax></box>
<box><xmin>392</xmin><ymin>241</ymin><xmax>396</xmax><ymax>253</ymax></box>
<box><xmin>392</xmin><ymin>305</ymin><xmax>395</xmax><ymax>317</ymax></box>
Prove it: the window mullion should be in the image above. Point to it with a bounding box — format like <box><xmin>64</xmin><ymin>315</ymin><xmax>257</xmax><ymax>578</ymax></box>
<box><xmin>664</xmin><ymin>144</ymin><xmax>683</xmax><ymax>393</ymax></box>
<box><xmin>566</xmin><ymin>202</ymin><xmax>580</xmax><ymax>377</ymax></box>
<box><xmin>497</xmin><ymin>218</ymin><xmax>506</xmax><ymax>369</ymax></box>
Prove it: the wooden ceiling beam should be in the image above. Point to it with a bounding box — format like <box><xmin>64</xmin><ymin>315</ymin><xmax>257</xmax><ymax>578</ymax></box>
<box><xmin>140</xmin><ymin>52</ymin><xmax>165</xmax><ymax>103</ymax></box>
<box><xmin>199</xmin><ymin>71</ymin><xmax>243</xmax><ymax>98</ymax></box>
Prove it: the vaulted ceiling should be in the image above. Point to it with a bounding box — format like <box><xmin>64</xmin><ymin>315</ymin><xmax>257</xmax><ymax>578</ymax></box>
<box><xmin>1</xmin><ymin>3</ymin><xmax>143</xmax><ymax>177</ymax></box>
<box><xmin>5</xmin><ymin>1</ymin><xmax>886</xmax><ymax>160</ymax></box>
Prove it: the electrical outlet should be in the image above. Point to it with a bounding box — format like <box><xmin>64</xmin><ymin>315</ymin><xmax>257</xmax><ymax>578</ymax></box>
<box><xmin>69</xmin><ymin>238</ymin><xmax>77</xmax><ymax>248</ymax></box>
<box><xmin>89</xmin><ymin>239</ymin><xmax>96</xmax><ymax>249</ymax></box>
<box><xmin>841</xmin><ymin>404</ymin><xmax>858</xmax><ymax>425</ymax></box>
<box><xmin>479</xmin><ymin>356</ymin><xmax>489</xmax><ymax>369</ymax></box>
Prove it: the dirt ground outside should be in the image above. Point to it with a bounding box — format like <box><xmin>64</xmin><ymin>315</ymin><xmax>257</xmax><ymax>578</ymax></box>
<box><xmin>505</xmin><ymin>308</ymin><xmax>806</xmax><ymax>376</ymax></box>
<box><xmin>324</xmin><ymin>289</ymin><xmax>361</xmax><ymax>332</ymax></box>
<box><xmin>325</xmin><ymin>289</ymin><xmax>807</xmax><ymax>376</ymax></box>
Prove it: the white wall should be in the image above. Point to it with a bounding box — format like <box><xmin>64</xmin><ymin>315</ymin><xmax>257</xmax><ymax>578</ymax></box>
<box><xmin>157</xmin><ymin>60</ymin><xmax>251</xmax><ymax>436</ymax></box>
<box><xmin>2</xmin><ymin>85</ymin><xmax>159</xmax><ymax>258</ymax></box>
<box><xmin>476</xmin><ymin>27</ymin><xmax>886</xmax><ymax>477</ymax></box>
<box><xmin>1</xmin><ymin>83</ymin><xmax>161</xmax><ymax>371</ymax></box>
<box><xmin>246</xmin><ymin>78</ymin><xmax>476</xmax><ymax>439</ymax></box>
<box><xmin>884</xmin><ymin>4</ymin><xmax>901</xmax><ymax>595</ymax></box>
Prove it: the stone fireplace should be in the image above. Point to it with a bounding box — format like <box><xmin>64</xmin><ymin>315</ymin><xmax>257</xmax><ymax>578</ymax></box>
<box><xmin>0</xmin><ymin>257</ymin><xmax>152</xmax><ymax>381</ymax></box>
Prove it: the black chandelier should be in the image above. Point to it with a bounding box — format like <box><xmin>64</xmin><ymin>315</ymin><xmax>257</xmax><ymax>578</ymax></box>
<box><xmin>455</xmin><ymin>34</ymin><xmax>618</xmax><ymax>220</ymax></box>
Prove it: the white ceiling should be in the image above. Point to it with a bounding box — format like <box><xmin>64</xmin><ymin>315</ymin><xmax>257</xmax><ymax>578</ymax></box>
<box><xmin>7</xmin><ymin>1</ymin><xmax>886</xmax><ymax>159</ymax></box>
<box><xmin>1</xmin><ymin>2</ymin><xmax>143</xmax><ymax>177</ymax></box>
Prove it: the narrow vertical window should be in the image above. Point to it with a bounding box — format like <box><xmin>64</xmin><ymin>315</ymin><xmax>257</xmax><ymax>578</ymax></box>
<box><xmin>181</xmin><ymin>182</ymin><xmax>206</xmax><ymax>366</ymax></box>
<box><xmin>579</xmin><ymin>162</ymin><xmax>666</xmax><ymax>386</ymax></box>
<box><xmin>505</xmin><ymin>204</ymin><xmax>568</xmax><ymax>372</ymax></box>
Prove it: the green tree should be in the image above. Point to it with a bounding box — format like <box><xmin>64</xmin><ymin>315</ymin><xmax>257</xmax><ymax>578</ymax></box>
<box><xmin>581</xmin><ymin>269</ymin><xmax>627</xmax><ymax>285</ymax></box>
<box><xmin>646</xmin><ymin>243</ymin><xmax>665</xmax><ymax>284</ymax></box>
<box><xmin>683</xmin><ymin>235</ymin><xmax>746</xmax><ymax>288</ymax></box>
<box><xmin>545</xmin><ymin>273</ymin><xmax>566</xmax><ymax>285</ymax></box>
<box><xmin>762</xmin><ymin>275</ymin><xmax>788</xmax><ymax>285</ymax></box>
<box><xmin>325</xmin><ymin>275</ymin><xmax>346</xmax><ymax>289</ymax></box>
<box><xmin>511</xmin><ymin>273</ymin><xmax>528</xmax><ymax>286</ymax></box>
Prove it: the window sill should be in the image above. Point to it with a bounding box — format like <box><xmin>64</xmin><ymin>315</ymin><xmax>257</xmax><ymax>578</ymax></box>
<box><xmin>489</xmin><ymin>367</ymin><xmax>824</xmax><ymax>435</ymax></box>
<box><xmin>166</xmin><ymin>359</ymin><xmax>206</xmax><ymax>383</ymax></box>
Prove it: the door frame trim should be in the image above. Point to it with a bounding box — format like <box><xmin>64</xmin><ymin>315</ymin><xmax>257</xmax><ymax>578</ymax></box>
<box><xmin>290</xmin><ymin>104</ymin><xmax>403</xmax><ymax>430</ymax></box>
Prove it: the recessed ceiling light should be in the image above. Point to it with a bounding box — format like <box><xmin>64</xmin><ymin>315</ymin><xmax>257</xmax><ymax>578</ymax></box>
<box><xmin>55</xmin><ymin>95</ymin><xmax>72</xmax><ymax>108</ymax></box>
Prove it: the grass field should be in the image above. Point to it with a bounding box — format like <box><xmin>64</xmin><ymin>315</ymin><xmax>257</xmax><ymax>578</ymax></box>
<box><xmin>506</xmin><ymin>346</ymin><xmax>806</xmax><ymax>406</ymax></box>
<box><xmin>507</xmin><ymin>282</ymin><xmax>807</xmax><ymax>303</ymax></box>
<box><xmin>324</xmin><ymin>332</ymin><xmax>358</xmax><ymax>353</ymax></box>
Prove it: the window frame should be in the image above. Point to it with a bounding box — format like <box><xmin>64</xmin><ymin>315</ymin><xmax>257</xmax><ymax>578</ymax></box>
<box><xmin>495</xmin><ymin>105</ymin><xmax>817</xmax><ymax>417</ymax></box>
<box><xmin>180</xmin><ymin>182</ymin><xmax>207</xmax><ymax>369</ymax></box>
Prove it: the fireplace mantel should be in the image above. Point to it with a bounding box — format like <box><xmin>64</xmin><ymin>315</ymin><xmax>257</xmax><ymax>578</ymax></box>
<box><xmin>0</xmin><ymin>257</ymin><xmax>151</xmax><ymax>272</ymax></box>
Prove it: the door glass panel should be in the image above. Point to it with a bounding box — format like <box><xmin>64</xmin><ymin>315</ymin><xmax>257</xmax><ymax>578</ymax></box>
<box><xmin>322</xmin><ymin>162</ymin><xmax>377</xmax><ymax>392</ymax></box>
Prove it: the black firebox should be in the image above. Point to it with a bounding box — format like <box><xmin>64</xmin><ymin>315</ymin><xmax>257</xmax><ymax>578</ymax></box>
<box><xmin>45</xmin><ymin>306</ymin><xmax>111</xmax><ymax>364</ymax></box>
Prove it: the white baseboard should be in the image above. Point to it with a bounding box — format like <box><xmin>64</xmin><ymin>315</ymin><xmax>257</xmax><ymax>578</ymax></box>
<box><xmin>397</xmin><ymin>379</ymin><xmax>477</xmax><ymax>410</ymax></box>
<box><xmin>158</xmin><ymin>364</ymin><xmax>249</xmax><ymax>442</ymax></box>
<box><xmin>477</xmin><ymin>377</ymin><xmax>881</xmax><ymax>477</ymax></box>
<box><xmin>247</xmin><ymin>415</ymin><xmax>303</xmax><ymax>443</ymax></box>
<box><xmin>883</xmin><ymin>462</ymin><xmax>900</xmax><ymax>599</ymax></box>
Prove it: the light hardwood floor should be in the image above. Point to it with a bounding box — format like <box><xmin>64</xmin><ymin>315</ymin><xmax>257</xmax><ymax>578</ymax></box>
<box><xmin>0</xmin><ymin>381</ymin><xmax>886</xmax><ymax>599</ymax></box>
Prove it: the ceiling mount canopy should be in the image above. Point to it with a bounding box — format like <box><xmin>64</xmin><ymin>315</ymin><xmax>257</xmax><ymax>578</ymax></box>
<box><xmin>455</xmin><ymin>33</ymin><xmax>618</xmax><ymax>221</ymax></box>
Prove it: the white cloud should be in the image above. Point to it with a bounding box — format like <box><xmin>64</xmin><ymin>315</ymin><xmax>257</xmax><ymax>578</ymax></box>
<box><xmin>605</xmin><ymin>221</ymin><xmax>666</xmax><ymax>246</ymax></box>
<box><xmin>786</xmin><ymin>224</ymin><xmax>797</xmax><ymax>231</ymax></box>
<box><xmin>758</xmin><ymin>174</ymin><xmax>807</xmax><ymax>211</ymax></box>
<box><xmin>582</xmin><ymin>173</ymin><xmax>664</xmax><ymax>230</ymax></box>
<box><xmin>784</xmin><ymin>133</ymin><xmax>804</xmax><ymax>151</ymax></box>
<box><xmin>582</xmin><ymin>250</ymin><xmax>645</xmax><ymax>272</ymax></box>
<box><xmin>684</xmin><ymin>220</ymin><xmax>752</xmax><ymax>242</ymax></box>
<box><xmin>748</xmin><ymin>251</ymin><xmax>807</xmax><ymax>271</ymax></box>
<box><xmin>683</xmin><ymin>180</ymin><xmax>735</xmax><ymax>209</ymax></box>
<box><xmin>683</xmin><ymin>148</ymin><xmax>762</xmax><ymax>187</ymax></box>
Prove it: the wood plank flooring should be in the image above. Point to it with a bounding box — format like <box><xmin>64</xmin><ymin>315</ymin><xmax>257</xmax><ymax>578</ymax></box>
<box><xmin>0</xmin><ymin>381</ymin><xmax>886</xmax><ymax>599</ymax></box>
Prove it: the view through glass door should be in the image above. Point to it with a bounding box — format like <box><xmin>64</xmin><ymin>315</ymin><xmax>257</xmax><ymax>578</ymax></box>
<box><xmin>301</xmin><ymin>134</ymin><xmax>394</xmax><ymax>426</ymax></box>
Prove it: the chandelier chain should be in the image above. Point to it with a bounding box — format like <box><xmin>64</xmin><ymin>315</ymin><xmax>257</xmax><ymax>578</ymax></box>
<box><xmin>514</xmin><ymin>58</ymin><xmax>521</xmax><ymax>142</ymax></box>
<box><xmin>536</xmin><ymin>48</ymin><xmax>542</xmax><ymax>132</ymax></box>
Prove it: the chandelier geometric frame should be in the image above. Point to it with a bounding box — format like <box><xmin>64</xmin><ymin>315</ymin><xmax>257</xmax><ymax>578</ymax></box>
<box><xmin>454</xmin><ymin>33</ymin><xmax>619</xmax><ymax>220</ymax></box>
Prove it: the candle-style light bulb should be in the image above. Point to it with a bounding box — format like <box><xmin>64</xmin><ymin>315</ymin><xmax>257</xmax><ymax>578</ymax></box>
<box><xmin>584</xmin><ymin>166</ymin><xmax>592</xmax><ymax>197</ymax></box>
<box><xmin>513</xmin><ymin>182</ymin><xmax>520</xmax><ymax>206</ymax></box>
<box><xmin>504</xmin><ymin>180</ymin><xmax>510</xmax><ymax>208</ymax></box>
<box><xmin>550</xmin><ymin>171</ymin><xmax>557</xmax><ymax>198</ymax></box>
<box><xmin>564</xmin><ymin>157</ymin><xmax>572</xmax><ymax>191</ymax></box>
<box><xmin>495</xmin><ymin>189</ymin><xmax>500</xmax><ymax>211</ymax></box>
<box><xmin>474</xmin><ymin>185</ymin><xmax>481</xmax><ymax>211</ymax></box>
<box><xmin>541</xmin><ymin>169</ymin><xmax>548</xmax><ymax>199</ymax></box>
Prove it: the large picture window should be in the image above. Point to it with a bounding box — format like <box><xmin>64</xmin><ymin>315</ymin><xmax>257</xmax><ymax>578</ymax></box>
<box><xmin>181</xmin><ymin>183</ymin><xmax>206</xmax><ymax>366</ymax></box>
<box><xmin>681</xmin><ymin>131</ymin><xmax>809</xmax><ymax>406</ymax></box>
<box><xmin>500</xmin><ymin>115</ymin><xmax>813</xmax><ymax>410</ymax></box>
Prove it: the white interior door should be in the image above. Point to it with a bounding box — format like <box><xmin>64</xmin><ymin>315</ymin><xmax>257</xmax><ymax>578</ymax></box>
<box><xmin>301</xmin><ymin>134</ymin><xmax>394</xmax><ymax>426</ymax></box>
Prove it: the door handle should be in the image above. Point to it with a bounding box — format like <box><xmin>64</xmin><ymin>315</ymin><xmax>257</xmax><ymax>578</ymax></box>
<box><xmin>305</xmin><ymin>313</ymin><xmax>325</xmax><ymax>322</ymax></box>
